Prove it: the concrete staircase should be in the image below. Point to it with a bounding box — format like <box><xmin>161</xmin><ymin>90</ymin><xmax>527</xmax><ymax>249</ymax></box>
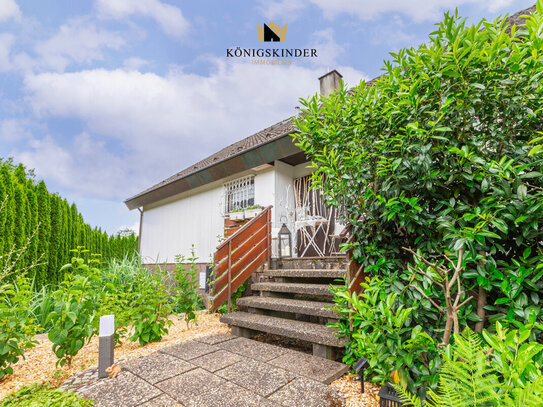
<box><xmin>220</xmin><ymin>257</ymin><xmax>347</xmax><ymax>360</ymax></box>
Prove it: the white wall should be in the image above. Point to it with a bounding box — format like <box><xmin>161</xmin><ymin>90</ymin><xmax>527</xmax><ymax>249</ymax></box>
<box><xmin>140</xmin><ymin>183</ymin><xmax>225</xmax><ymax>264</ymax></box>
<box><xmin>139</xmin><ymin>163</ymin><xmax>316</xmax><ymax>263</ymax></box>
<box><xmin>140</xmin><ymin>167</ymin><xmax>276</xmax><ymax>263</ymax></box>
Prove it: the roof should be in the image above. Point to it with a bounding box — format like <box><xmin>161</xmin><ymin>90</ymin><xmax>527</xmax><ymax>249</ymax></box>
<box><xmin>125</xmin><ymin>117</ymin><xmax>298</xmax><ymax>209</ymax></box>
<box><xmin>505</xmin><ymin>4</ymin><xmax>536</xmax><ymax>30</ymax></box>
<box><xmin>125</xmin><ymin>4</ymin><xmax>537</xmax><ymax>210</ymax></box>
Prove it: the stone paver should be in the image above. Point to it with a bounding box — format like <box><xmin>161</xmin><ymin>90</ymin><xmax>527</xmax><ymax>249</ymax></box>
<box><xmin>190</xmin><ymin>349</ymin><xmax>242</xmax><ymax>372</ymax></box>
<box><xmin>72</xmin><ymin>333</ymin><xmax>346</xmax><ymax>407</ymax></box>
<box><xmin>159</xmin><ymin>340</ymin><xmax>216</xmax><ymax>361</ymax></box>
<box><xmin>79</xmin><ymin>371</ymin><xmax>162</xmax><ymax>407</ymax></box>
<box><xmin>157</xmin><ymin>368</ymin><xmax>279</xmax><ymax>407</ymax></box>
<box><xmin>217</xmin><ymin>336</ymin><xmax>288</xmax><ymax>361</ymax></box>
<box><xmin>194</xmin><ymin>333</ymin><xmax>234</xmax><ymax>345</ymax></box>
<box><xmin>268</xmin><ymin>376</ymin><xmax>344</xmax><ymax>407</ymax></box>
<box><xmin>122</xmin><ymin>353</ymin><xmax>195</xmax><ymax>384</ymax></box>
<box><xmin>215</xmin><ymin>358</ymin><xmax>296</xmax><ymax>397</ymax></box>
<box><xmin>138</xmin><ymin>394</ymin><xmax>182</xmax><ymax>407</ymax></box>
<box><xmin>269</xmin><ymin>349</ymin><xmax>349</xmax><ymax>384</ymax></box>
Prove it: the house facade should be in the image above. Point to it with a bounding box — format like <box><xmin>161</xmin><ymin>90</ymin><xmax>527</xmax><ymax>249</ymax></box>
<box><xmin>124</xmin><ymin>70</ymin><xmax>345</xmax><ymax>278</ymax></box>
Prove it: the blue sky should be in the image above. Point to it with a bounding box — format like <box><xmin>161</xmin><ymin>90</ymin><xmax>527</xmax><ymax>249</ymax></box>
<box><xmin>0</xmin><ymin>0</ymin><xmax>535</xmax><ymax>235</ymax></box>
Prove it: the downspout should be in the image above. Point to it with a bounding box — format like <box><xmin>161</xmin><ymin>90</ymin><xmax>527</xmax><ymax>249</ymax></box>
<box><xmin>137</xmin><ymin>207</ymin><xmax>143</xmax><ymax>254</ymax></box>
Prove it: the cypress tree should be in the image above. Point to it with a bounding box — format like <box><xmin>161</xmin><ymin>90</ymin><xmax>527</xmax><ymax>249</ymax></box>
<box><xmin>48</xmin><ymin>194</ymin><xmax>61</xmax><ymax>285</ymax></box>
<box><xmin>36</xmin><ymin>181</ymin><xmax>51</xmax><ymax>287</ymax></box>
<box><xmin>1</xmin><ymin>166</ymin><xmax>15</xmax><ymax>256</ymax></box>
<box><xmin>26</xmin><ymin>184</ymin><xmax>39</xmax><ymax>271</ymax></box>
<box><xmin>0</xmin><ymin>174</ymin><xmax>5</xmax><ymax>255</ymax></box>
<box><xmin>70</xmin><ymin>203</ymin><xmax>78</xmax><ymax>250</ymax></box>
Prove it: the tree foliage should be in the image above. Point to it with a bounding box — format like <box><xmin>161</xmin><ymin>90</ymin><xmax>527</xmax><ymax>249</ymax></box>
<box><xmin>295</xmin><ymin>7</ymin><xmax>543</xmax><ymax>334</ymax></box>
<box><xmin>295</xmin><ymin>3</ymin><xmax>543</xmax><ymax>395</ymax></box>
<box><xmin>0</xmin><ymin>158</ymin><xmax>138</xmax><ymax>290</ymax></box>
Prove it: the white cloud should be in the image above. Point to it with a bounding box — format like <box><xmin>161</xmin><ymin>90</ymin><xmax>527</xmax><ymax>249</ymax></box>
<box><xmin>0</xmin><ymin>0</ymin><xmax>21</xmax><ymax>22</ymax></box>
<box><xmin>11</xmin><ymin>132</ymin><xmax>130</xmax><ymax>199</ymax></box>
<box><xmin>0</xmin><ymin>33</ymin><xmax>14</xmax><ymax>71</ymax></box>
<box><xmin>260</xmin><ymin>0</ymin><xmax>517</xmax><ymax>23</ymax></box>
<box><xmin>0</xmin><ymin>118</ymin><xmax>32</xmax><ymax>142</ymax></box>
<box><xmin>309</xmin><ymin>28</ymin><xmax>343</xmax><ymax>68</ymax></box>
<box><xmin>22</xmin><ymin>61</ymin><xmax>367</xmax><ymax>200</ymax></box>
<box><xmin>96</xmin><ymin>0</ymin><xmax>189</xmax><ymax>39</ymax></box>
<box><xmin>369</xmin><ymin>15</ymin><xmax>421</xmax><ymax>49</ymax></box>
<box><xmin>35</xmin><ymin>18</ymin><xmax>126</xmax><ymax>71</ymax></box>
<box><xmin>123</xmin><ymin>57</ymin><xmax>148</xmax><ymax>70</ymax></box>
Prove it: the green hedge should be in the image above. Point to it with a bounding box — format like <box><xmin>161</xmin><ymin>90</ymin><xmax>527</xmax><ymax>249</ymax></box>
<box><xmin>0</xmin><ymin>158</ymin><xmax>137</xmax><ymax>289</ymax></box>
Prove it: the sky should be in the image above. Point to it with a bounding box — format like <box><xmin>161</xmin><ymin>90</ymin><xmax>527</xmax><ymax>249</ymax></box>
<box><xmin>0</xmin><ymin>0</ymin><xmax>535</xmax><ymax>235</ymax></box>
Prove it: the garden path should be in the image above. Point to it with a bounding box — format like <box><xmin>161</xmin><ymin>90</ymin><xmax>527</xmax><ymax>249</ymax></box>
<box><xmin>63</xmin><ymin>333</ymin><xmax>348</xmax><ymax>407</ymax></box>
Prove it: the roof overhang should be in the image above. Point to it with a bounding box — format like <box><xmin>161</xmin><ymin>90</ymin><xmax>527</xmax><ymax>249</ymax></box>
<box><xmin>124</xmin><ymin>132</ymin><xmax>301</xmax><ymax>210</ymax></box>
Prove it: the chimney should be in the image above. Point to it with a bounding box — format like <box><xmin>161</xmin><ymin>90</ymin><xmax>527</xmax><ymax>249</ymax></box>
<box><xmin>319</xmin><ymin>70</ymin><xmax>342</xmax><ymax>96</ymax></box>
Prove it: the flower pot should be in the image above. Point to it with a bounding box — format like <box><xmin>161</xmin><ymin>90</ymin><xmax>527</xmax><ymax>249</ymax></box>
<box><xmin>230</xmin><ymin>211</ymin><xmax>245</xmax><ymax>221</ymax></box>
<box><xmin>244</xmin><ymin>208</ymin><xmax>262</xmax><ymax>218</ymax></box>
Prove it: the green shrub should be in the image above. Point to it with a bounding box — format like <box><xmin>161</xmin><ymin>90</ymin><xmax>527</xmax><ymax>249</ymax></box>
<box><xmin>129</xmin><ymin>267</ymin><xmax>172</xmax><ymax>345</ymax></box>
<box><xmin>46</xmin><ymin>249</ymin><xmax>99</xmax><ymax>367</ymax></box>
<box><xmin>0</xmin><ymin>384</ymin><xmax>93</xmax><ymax>406</ymax></box>
<box><xmin>395</xmin><ymin>327</ymin><xmax>543</xmax><ymax>406</ymax></box>
<box><xmin>482</xmin><ymin>320</ymin><xmax>543</xmax><ymax>393</ymax></box>
<box><xmin>173</xmin><ymin>249</ymin><xmax>203</xmax><ymax>327</ymax></box>
<box><xmin>294</xmin><ymin>3</ymin><xmax>543</xmax><ymax>337</ymax></box>
<box><xmin>98</xmin><ymin>255</ymin><xmax>144</xmax><ymax>345</ymax></box>
<box><xmin>295</xmin><ymin>1</ymin><xmax>543</xmax><ymax>395</ymax></box>
<box><xmin>0</xmin><ymin>274</ymin><xmax>37</xmax><ymax>380</ymax></box>
<box><xmin>330</xmin><ymin>277</ymin><xmax>440</xmax><ymax>396</ymax></box>
<box><xmin>28</xmin><ymin>286</ymin><xmax>55</xmax><ymax>333</ymax></box>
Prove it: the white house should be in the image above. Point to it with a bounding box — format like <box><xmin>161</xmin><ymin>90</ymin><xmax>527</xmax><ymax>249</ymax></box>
<box><xmin>124</xmin><ymin>70</ymin><xmax>345</xmax><ymax>278</ymax></box>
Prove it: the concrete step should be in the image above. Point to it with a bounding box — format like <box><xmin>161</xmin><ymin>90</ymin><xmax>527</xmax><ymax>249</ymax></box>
<box><xmin>271</xmin><ymin>257</ymin><xmax>347</xmax><ymax>271</ymax></box>
<box><xmin>220</xmin><ymin>311</ymin><xmax>345</xmax><ymax>348</ymax></box>
<box><xmin>252</xmin><ymin>282</ymin><xmax>336</xmax><ymax>297</ymax></box>
<box><xmin>237</xmin><ymin>296</ymin><xmax>337</xmax><ymax>319</ymax></box>
<box><xmin>261</xmin><ymin>268</ymin><xmax>345</xmax><ymax>279</ymax></box>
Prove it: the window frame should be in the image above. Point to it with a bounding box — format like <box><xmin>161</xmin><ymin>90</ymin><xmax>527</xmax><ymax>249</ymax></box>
<box><xmin>224</xmin><ymin>175</ymin><xmax>255</xmax><ymax>214</ymax></box>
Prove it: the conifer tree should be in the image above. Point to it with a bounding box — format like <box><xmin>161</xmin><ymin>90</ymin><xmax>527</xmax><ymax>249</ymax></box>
<box><xmin>48</xmin><ymin>194</ymin><xmax>61</xmax><ymax>284</ymax></box>
<box><xmin>36</xmin><ymin>181</ymin><xmax>51</xmax><ymax>286</ymax></box>
<box><xmin>0</xmin><ymin>166</ymin><xmax>15</xmax><ymax>257</ymax></box>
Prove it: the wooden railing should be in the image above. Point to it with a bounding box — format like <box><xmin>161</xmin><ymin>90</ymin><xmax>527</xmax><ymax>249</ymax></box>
<box><xmin>210</xmin><ymin>206</ymin><xmax>272</xmax><ymax>312</ymax></box>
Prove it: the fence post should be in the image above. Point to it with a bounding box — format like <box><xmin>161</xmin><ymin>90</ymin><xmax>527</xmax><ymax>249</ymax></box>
<box><xmin>227</xmin><ymin>240</ymin><xmax>232</xmax><ymax>313</ymax></box>
<box><xmin>266</xmin><ymin>208</ymin><xmax>271</xmax><ymax>266</ymax></box>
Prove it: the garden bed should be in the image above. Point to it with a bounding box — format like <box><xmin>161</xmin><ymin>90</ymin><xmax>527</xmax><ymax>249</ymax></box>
<box><xmin>1</xmin><ymin>312</ymin><xmax>380</xmax><ymax>406</ymax></box>
<box><xmin>0</xmin><ymin>312</ymin><xmax>228</xmax><ymax>399</ymax></box>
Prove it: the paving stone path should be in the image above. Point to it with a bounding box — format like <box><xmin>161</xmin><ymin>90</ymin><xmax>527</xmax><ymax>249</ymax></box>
<box><xmin>63</xmin><ymin>333</ymin><xmax>348</xmax><ymax>407</ymax></box>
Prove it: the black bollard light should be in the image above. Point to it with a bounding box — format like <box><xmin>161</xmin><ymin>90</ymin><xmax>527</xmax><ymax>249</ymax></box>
<box><xmin>353</xmin><ymin>356</ymin><xmax>369</xmax><ymax>393</ymax></box>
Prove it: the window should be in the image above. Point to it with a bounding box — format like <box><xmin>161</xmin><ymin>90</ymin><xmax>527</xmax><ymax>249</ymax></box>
<box><xmin>224</xmin><ymin>176</ymin><xmax>255</xmax><ymax>213</ymax></box>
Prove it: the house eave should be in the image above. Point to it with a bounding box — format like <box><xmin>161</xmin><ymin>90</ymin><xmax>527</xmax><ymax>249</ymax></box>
<box><xmin>124</xmin><ymin>131</ymin><xmax>301</xmax><ymax>210</ymax></box>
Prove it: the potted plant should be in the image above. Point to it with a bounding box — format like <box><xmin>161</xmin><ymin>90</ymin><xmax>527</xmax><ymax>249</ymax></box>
<box><xmin>229</xmin><ymin>207</ymin><xmax>245</xmax><ymax>221</ymax></box>
<box><xmin>244</xmin><ymin>205</ymin><xmax>262</xmax><ymax>219</ymax></box>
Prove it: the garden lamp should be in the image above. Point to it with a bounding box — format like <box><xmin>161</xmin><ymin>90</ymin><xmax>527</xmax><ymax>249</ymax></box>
<box><xmin>278</xmin><ymin>223</ymin><xmax>292</xmax><ymax>258</ymax></box>
<box><xmin>353</xmin><ymin>356</ymin><xmax>369</xmax><ymax>393</ymax></box>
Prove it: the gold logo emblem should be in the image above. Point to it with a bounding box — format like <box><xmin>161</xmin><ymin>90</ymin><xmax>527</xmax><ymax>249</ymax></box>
<box><xmin>257</xmin><ymin>21</ymin><xmax>287</xmax><ymax>42</ymax></box>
